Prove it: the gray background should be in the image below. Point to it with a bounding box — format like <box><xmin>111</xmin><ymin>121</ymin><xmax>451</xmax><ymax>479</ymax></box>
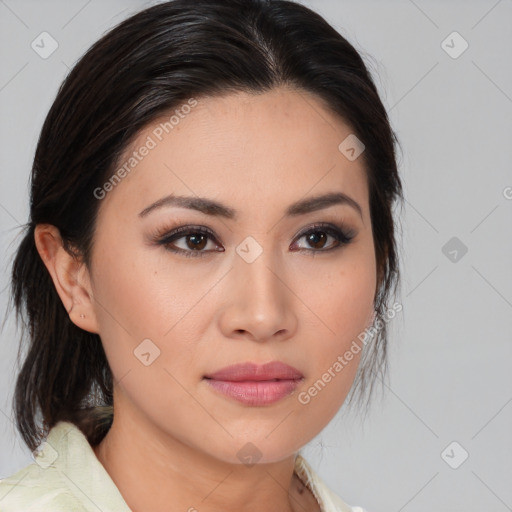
<box><xmin>1</xmin><ymin>1</ymin><xmax>511</xmax><ymax>511</ymax></box>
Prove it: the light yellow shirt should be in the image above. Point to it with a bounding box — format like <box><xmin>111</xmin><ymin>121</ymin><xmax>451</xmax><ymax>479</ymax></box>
<box><xmin>0</xmin><ymin>421</ymin><xmax>367</xmax><ymax>512</ymax></box>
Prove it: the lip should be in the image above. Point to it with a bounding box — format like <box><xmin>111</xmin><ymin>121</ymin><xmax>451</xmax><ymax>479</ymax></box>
<box><xmin>204</xmin><ymin>361</ymin><xmax>304</xmax><ymax>381</ymax></box>
<box><xmin>203</xmin><ymin>361</ymin><xmax>304</xmax><ymax>406</ymax></box>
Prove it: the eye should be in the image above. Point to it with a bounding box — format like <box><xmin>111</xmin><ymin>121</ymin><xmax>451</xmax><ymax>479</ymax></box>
<box><xmin>290</xmin><ymin>223</ymin><xmax>355</xmax><ymax>253</ymax></box>
<box><xmin>152</xmin><ymin>222</ymin><xmax>355</xmax><ymax>258</ymax></box>
<box><xmin>155</xmin><ymin>226</ymin><xmax>223</xmax><ymax>258</ymax></box>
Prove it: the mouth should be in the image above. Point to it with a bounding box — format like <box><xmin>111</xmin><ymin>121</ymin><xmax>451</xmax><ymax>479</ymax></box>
<box><xmin>203</xmin><ymin>361</ymin><xmax>304</xmax><ymax>406</ymax></box>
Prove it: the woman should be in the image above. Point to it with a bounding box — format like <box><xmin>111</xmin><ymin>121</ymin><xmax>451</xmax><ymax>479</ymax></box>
<box><xmin>0</xmin><ymin>0</ymin><xmax>403</xmax><ymax>510</ymax></box>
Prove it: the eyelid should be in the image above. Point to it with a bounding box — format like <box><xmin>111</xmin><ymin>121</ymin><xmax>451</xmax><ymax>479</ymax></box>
<box><xmin>151</xmin><ymin>224</ymin><xmax>222</xmax><ymax>253</ymax></box>
<box><xmin>150</xmin><ymin>220</ymin><xmax>356</xmax><ymax>256</ymax></box>
<box><xmin>149</xmin><ymin>224</ymin><xmax>216</xmax><ymax>242</ymax></box>
<box><xmin>290</xmin><ymin>222</ymin><xmax>356</xmax><ymax>252</ymax></box>
<box><xmin>294</xmin><ymin>222</ymin><xmax>355</xmax><ymax>242</ymax></box>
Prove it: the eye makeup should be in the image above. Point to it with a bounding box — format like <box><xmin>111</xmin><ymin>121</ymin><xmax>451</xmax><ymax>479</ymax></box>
<box><xmin>147</xmin><ymin>219</ymin><xmax>357</xmax><ymax>258</ymax></box>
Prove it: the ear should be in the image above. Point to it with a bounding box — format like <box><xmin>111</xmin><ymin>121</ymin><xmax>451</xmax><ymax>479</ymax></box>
<box><xmin>34</xmin><ymin>224</ymin><xmax>99</xmax><ymax>334</ymax></box>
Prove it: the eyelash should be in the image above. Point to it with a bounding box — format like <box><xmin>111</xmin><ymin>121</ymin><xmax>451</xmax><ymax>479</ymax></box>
<box><xmin>151</xmin><ymin>222</ymin><xmax>356</xmax><ymax>258</ymax></box>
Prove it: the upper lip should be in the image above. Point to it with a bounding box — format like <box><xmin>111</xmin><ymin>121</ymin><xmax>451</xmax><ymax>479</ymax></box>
<box><xmin>204</xmin><ymin>361</ymin><xmax>304</xmax><ymax>381</ymax></box>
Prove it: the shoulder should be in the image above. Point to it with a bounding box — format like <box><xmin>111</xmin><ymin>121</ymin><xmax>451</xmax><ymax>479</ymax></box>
<box><xmin>0</xmin><ymin>462</ymin><xmax>85</xmax><ymax>511</ymax></box>
<box><xmin>0</xmin><ymin>421</ymin><xmax>129</xmax><ymax>512</ymax></box>
<box><xmin>294</xmin><ymin>454</ymin><xmax>369</xmax><ymax>512</ymax></box>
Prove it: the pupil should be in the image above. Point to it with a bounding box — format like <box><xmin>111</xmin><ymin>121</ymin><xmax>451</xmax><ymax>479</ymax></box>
<box><xmin>187</xmin><ymin>234</ymin><xmax>207</xmax><ymax>250</ymax></box>
<box><xmin>308</xmin><ymin>232</ymin><xmax>326</xmax><ymax>249</ymax></box>
<box><xmin>184</xmin><ymin>232</ymin><xmax>329</xmax><ymax>251</ymax></box>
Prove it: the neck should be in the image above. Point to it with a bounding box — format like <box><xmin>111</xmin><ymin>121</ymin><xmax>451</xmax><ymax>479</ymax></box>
<box><xmin>92</xmin><ymin>402</ymin><xmax>310</xmax><ymax>512</ymax></box>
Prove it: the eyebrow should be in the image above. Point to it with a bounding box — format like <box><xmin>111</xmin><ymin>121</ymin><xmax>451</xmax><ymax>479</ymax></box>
<box><xmin>138</xmin><ymin>191</ymin><xmax>363</xmax><ymax>220</ymax></box>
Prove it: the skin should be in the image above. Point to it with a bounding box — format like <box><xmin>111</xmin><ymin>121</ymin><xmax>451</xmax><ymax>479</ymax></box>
<box><xmin>35</xmin><ymin>86</ymin><xmax>377</xmax><ymax>512</ymax></box>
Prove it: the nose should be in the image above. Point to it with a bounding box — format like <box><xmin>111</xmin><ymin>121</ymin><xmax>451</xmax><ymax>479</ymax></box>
<box><xmin>217</xmin><ymin>246</ymin><xmax>298</xmax><ymax>343</ymax></box>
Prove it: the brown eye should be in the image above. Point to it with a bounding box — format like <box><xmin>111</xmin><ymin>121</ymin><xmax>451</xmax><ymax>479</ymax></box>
<box><xmin>291</xmin><ymin>223</ymin><xmax>355</xmax><ymax>253</ymax></box>
<box><xmin>156</xmin><ymin>226</ymin><xmax>223</xmax><ymax>258</ymax></box>
<box><xmin>305</xmin><ymin>231</ymin><xmax>328</xmax><ymax>250</ymax></box>
<box><xmin>184</xmin><ymin>233</ymin><xmax>208</xmax><ymax>251</ymax></box>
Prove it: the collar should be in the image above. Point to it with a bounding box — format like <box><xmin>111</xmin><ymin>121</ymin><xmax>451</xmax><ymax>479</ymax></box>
<box><xmin>41</xmin><ymin>421</ymin><xmax>353</xmax><ymax>512</ymax></box>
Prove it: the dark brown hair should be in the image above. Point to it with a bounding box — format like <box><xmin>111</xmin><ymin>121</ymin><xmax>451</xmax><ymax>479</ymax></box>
<box><xmin>7</xmin><ymin>0</ymin><xmax>403</xmax><ymax>452</ymax></box>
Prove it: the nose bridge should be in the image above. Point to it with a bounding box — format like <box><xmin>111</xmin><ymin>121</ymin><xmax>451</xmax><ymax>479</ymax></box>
<box><xmin>234</xmin><ymin>236</ymin><xmax>285</xmax><ymax>307</ymax></box>
<box><xmin>220</xmin><ymin>235</ymin><xmax>296</xmax><ymax>340</ymax></box>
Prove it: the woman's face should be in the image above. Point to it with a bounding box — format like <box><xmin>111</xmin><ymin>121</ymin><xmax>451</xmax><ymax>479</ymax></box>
<box><xmin>86</xmin><ymin>87</ymin><xmax>376</xmax><ymax>463</ymax></box>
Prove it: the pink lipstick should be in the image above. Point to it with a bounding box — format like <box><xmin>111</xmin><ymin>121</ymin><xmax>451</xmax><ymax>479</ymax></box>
<box><xmin>203</xmin><ymin>361</ymin><xmax>303</xmax><ymax>406</ymax></box>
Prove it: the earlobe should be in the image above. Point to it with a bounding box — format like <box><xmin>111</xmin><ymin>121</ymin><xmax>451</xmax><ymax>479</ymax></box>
<box><xmin>34</xmin><ymin>224</ymin><xmax>99</xmax><ymax>334</ymax></box>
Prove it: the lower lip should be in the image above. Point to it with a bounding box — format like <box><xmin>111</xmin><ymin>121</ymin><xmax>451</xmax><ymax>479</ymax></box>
<box><xmin>204</xmin><ymin>379</ymin><xmax>302</xmax><ymax>406</ymax></box>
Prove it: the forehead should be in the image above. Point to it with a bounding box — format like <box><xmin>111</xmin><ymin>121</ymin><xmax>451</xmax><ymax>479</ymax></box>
<box><xmin>98</xmin><ymin>87</ymin><xmax>369</xmax><ymax>223</ymax></box>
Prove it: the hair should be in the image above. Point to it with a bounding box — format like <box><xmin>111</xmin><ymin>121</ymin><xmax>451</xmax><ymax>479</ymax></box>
<box><xmin>7</xmin><ymin>0</ymin><xmax>403</xmax><ymax>452</ymax></box>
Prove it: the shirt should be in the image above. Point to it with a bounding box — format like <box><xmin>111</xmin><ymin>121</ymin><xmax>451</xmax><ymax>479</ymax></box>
<box><xmin>0</xmin><ymin>421</ymin><xmax>367</xmax><ymax>512</ymax></box>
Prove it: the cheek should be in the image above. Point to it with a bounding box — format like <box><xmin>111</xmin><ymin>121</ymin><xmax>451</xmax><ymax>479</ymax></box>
<box><xmin>90</xmin><ymin>237</ymin><xmax>203</xmax><ymax>340</ymax></box>
<box><xmin>294</xmin><ymin>244</ymin><xmax>377</xmax><ymax>347</ymax></box>
<box><xmin>294</xmin><ymin>294</ymin><xmax>371</xmax><ymax>432</ymax></box>
<box><xmin>292</xmin><ymin>248</ymin><xmax>376</xmax><ymax>411</ymax></box>
<box><xmin>89</xmin><ymin>236</ymin><xmax>216</xmax><ymax>390</ymax></box>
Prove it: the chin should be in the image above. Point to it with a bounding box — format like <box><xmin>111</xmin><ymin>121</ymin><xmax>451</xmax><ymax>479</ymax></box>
<box><xmin>203</xmin><ymin>433</ymin><xmax>308</xmax><ymax>467</ymax></box>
